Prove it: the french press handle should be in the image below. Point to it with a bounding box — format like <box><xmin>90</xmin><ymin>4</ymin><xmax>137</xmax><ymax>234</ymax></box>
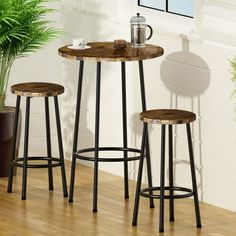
<box><xmin>146</xmin><ymin>24</ymin><xmax>153</xmax><ymax>40</ymax></box>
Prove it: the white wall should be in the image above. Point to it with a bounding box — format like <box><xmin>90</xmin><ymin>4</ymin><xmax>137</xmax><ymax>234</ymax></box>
<box><xmin>8</xmin><ymin>0</ymin><xmax>236</xmax><ymax>212</ymax></box>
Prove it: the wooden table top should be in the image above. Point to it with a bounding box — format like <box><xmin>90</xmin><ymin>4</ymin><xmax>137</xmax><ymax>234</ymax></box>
<box><xmin>58</xmin><ymin>42</ymin><xmax>164</xmax><ymax>62</ymax></box>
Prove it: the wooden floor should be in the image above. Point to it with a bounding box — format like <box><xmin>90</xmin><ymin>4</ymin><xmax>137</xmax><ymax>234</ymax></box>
<box><xmin>0</xmin><ymin>161</ymin><xmax>236</xmax><ymax>236</ymax></box>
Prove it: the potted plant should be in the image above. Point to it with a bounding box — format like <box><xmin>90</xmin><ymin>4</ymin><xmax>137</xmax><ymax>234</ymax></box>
<box><xmin>0</xmin><ymin>0</ymin><xmax>59</xmax><ymax>176</ymax></box>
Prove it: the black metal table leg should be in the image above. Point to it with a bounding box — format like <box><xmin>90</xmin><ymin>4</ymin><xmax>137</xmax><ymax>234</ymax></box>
<box><xmin>54</xmin><ymin>96</ymin><xmax>68</xmax><ymax>197</ymax></box>
<box><xmin>45</xmin><ymin>97</ymin><xmax>53</xmax><ymax>191</ymax></box>
<box><xmin>7</xmin><ymin>96</ymin><xmax>21</xmax><ymax>193</ymax></box>
<box><xmin>121</xmin><ymin>61</ymin><xmax>129</xmax><ymax>199</ymax></box>
<box><xmin>138</xmin><ymin>60</ymin><xmax>154</xmax><ymax>208</ymax></box>
<box><xmin>132</xmin><ymin>123</ymin><xmax>148</xmax><ymax>226</ymax></box>
<box><xmin>169</xmin><ymin>125</ymin><xmax>174</xmax><ymax>222</ymax></box>
<box><xmin>69</xmin><ymin>60</ymin><xmax>84</xmax><ymax>203</ymax></box>
<box><xmin>159</xmin><ymin>125</ymin><xmax>166</xmax><ymax>233</ymax></box>
<box><xmin>22</xmin><ymin>97</ymin><xmax>31</xmax><ymax>200</ymax></box>
<box><xmin>93</xmin><ymin>61</ymin><xmax>101</xmax><ymax>212</ymax></box>
<box><xmin>186</xmin><ymin>123</ymin><xmax>202</xmax><ymax>228</ymax></box>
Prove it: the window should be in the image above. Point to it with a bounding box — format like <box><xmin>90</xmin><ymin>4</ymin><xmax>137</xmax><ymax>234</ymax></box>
<box><xmin>138</xmin><ymin>0</ymin><xmax>194</xmax><ymax>18</ymax></box>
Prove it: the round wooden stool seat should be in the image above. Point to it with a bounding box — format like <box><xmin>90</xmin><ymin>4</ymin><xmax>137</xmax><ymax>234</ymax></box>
<box><xmin>11</xmin><ymin>82</ymin><xmax>64</xmax><ymax>97</ymax></box>
<box><xmin>140</xmin><ymin>109</ymin><xmax>196</xmax><ymax>125</ymax></box>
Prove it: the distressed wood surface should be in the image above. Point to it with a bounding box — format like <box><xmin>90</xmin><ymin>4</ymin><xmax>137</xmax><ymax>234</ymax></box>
<box><xmin>140</xmin><ymin>109</ymin><xmax>196</xmax><ymax>125</ymax></box>
<box><xmin>58</xmin><ymin>42</ymin><xmax>164</xmax><ymax>62</ymax></box>
<box><xmin>11</xmin><ymin>82</ymin><xmax>64</xmax><ymax>97</ymax></box>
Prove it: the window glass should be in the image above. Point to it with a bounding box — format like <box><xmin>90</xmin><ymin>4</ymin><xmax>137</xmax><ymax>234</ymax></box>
<box><xmin>139</xmin><ymin>0</ymin><xmax>165</xmax><ymax>11</ymax></box>
<box><xmin>168</xmin><ymin>0</ymin><xmax>193</xmax><ymax>17</ymax></box>
<box><xmin>139</xmin><ymin>0</ymin><xmax>194</xmax><ymax>17</ymax></box>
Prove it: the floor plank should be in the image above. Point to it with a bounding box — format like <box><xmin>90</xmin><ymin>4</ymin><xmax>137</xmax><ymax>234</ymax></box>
<box><xmin>0</xmin><ymin>161</ymin><xmax>235</xmax><ymax>235</ymax></box>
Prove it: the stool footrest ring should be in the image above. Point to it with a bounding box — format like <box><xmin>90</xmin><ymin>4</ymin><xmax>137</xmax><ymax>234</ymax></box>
<box><xmin>13</xmin><ymin>156</ymin><xmax>62</xmax><ymax>168</ymax></box>
<box><xmin>140</xmin><ymin>186</ymin><xmax>194</xmax><ymax>199</ymax></box>
<box><xmin>75</xmin><ymin>147</ymin><xmax>141</xmax><ymax>162</ymax></box>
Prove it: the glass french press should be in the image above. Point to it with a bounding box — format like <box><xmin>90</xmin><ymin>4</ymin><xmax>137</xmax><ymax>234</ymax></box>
<box><xmin>130</xmin><ymin>13</ymin><xmax>153</xmax><ymax>48</ymax></box>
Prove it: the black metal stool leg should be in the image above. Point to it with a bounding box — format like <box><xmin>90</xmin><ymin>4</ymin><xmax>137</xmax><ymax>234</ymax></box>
<box><xmin>132</xmin><ymin>123</ymin><xmax>147</xmax><ymax>226</ymax></box>
<box><xmin>121</xmin><ymin>61</ymin><xmax>129</xmax><ymax>199</ymax></box>
<box><xmin>169</xmin><ymin>125</ymin><xmax>174</xmax><ymax>222</ymax></box>
<box><xmin>22</xmin><ymin>97</ymin><xmax>31</xmax><ymax>200</ymax></box>
<box><xmin>7</xmin><ymin>96</ymin><xmax>21</xmax><ymax>193</ymax></box>
<box><xmin>144</xmin><ymin>137</ymin><xmax>154</xmax><ymax>208</ymax></box>
<box><xmin>159</xmin><ymin>124</ymin><xmax>166</xmax><ymax>233</ymax></box>
<box><xmin>54</xmin><ymin>96</ymin><xmax>68</xmax><ymax>197</ymax></box>
<box><xmin>69</xmin><ymin>60</ymin><xmax>84</xmax><ymax>203</ymax></box>
<box><xmin>138</xmin><ymin>60</ymin><xmax>154</xmax><ymax>208</ymax></box>
<box><xmin>186</xmin><ymin>123</ymin><xmax>202</xmax><ymax>228</ymax></box>
<box><xmin>45</xmin><ymin>97</ymin><xmax>53</xmax><ymax>191</ymax></box>
<box><xmin>93</xmin><ymin>61</ymin><xmax>101</xmax><ymax>212</ymax></box>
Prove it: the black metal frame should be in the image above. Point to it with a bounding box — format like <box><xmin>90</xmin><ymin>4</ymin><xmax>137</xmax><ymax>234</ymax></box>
<box><xmin>121</xmin><ymin>61</ymin><xmax>129</xmax><ymax>199</ymax></box>
<box><xmin>76</xmin><ymin>147</ymin><xmax>141</xmax><ymax>162</ymax></box>
<box><xmin>132</xmin><ymin>122</ymin><xmax>202</xmax><ymax>232</ymax></box>
<box><xmin>138</xmin><ymin>0</ymin><xmax>193</xmax><ymax>18</ymax></box>
<box><xmin>45</xmin><ymin>97</ymin><xmax>53</xmax><ymax>190</ymax></box>
<box><xmin>68</xmin><ymin>60</ymin><xmax>154</xmax><ymax>212</ymax></box>
<box><xmin>7</xmin><ymin>95</ymin><xmax>68</xmax><ymax>200</ymax></box>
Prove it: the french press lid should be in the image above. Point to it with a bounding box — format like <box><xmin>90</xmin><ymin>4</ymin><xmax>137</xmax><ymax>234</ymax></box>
<box><xmin>130</xmin><ymin>13</ymin><xmax>146</xmax><ymax>25</ymax></box>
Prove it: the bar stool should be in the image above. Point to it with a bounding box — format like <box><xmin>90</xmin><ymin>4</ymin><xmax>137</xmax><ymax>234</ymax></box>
<box><xmin>132</xmin><ymin>109</ymin><xmax>202</xmax><ymax>232</ymax></box>
<box><xmin>7</xmin><ymin>82</ymin><xmax>68</xmax><ymax>200</ymax></box>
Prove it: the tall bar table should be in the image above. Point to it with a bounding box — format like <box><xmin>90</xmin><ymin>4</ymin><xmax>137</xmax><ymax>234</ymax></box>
<box><xmin>58</xmin><ymin>42</ymin><xmax>164</xmax><ymax>212</ymax></box>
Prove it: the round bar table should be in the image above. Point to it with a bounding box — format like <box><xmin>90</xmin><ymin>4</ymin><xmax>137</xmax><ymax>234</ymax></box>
<box><xmin>58</xmin><ymin>42</ymin><xmax>164</xmax><ymax>212</ymax></box>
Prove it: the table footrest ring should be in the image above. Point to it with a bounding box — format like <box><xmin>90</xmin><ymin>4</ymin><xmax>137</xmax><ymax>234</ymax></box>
<box><xmin>13</xmin><ymin>156</ymin><xmax>62</xmax><ymax>168</ymax></box>
<box><xmin>140</xmin><ymin>186</ymin><xmax>194</xmax><ymax>199</ymax></box>
<box><xmin>75</xmin><ymin>147</ymin><xmax>141</xmax><ymax>162</ymax></box>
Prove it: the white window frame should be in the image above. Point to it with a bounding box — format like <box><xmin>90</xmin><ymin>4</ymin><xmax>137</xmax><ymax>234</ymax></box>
<box><xmin>138</xmin><ymin>0</ymin><xmax>194</xmax><ymax>18</ymax></box>
<box><xmin>134</xmin><ymin>0</ymin><xmax>236</xmax><ymax>47</ymax></box>
<box><xmin>195</xmin><ymin>0</ymin><xmax>236</xmax><ymax>48</ymax></box>
<box><xmin>133</xmin><ymin>0</ymin><xmax>203</xmax><ymax>39</ymax></box>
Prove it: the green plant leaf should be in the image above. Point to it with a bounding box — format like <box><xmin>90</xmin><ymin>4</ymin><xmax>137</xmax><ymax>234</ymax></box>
<box><xmin>230</xmin><ymin>57</ymin><xmax>236</xmax><ymax>119</ymax></box>
<box><xmin>0</xmin><ymin>0</ymin><xmax>60</xmax><ymax>110</ymax></box>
